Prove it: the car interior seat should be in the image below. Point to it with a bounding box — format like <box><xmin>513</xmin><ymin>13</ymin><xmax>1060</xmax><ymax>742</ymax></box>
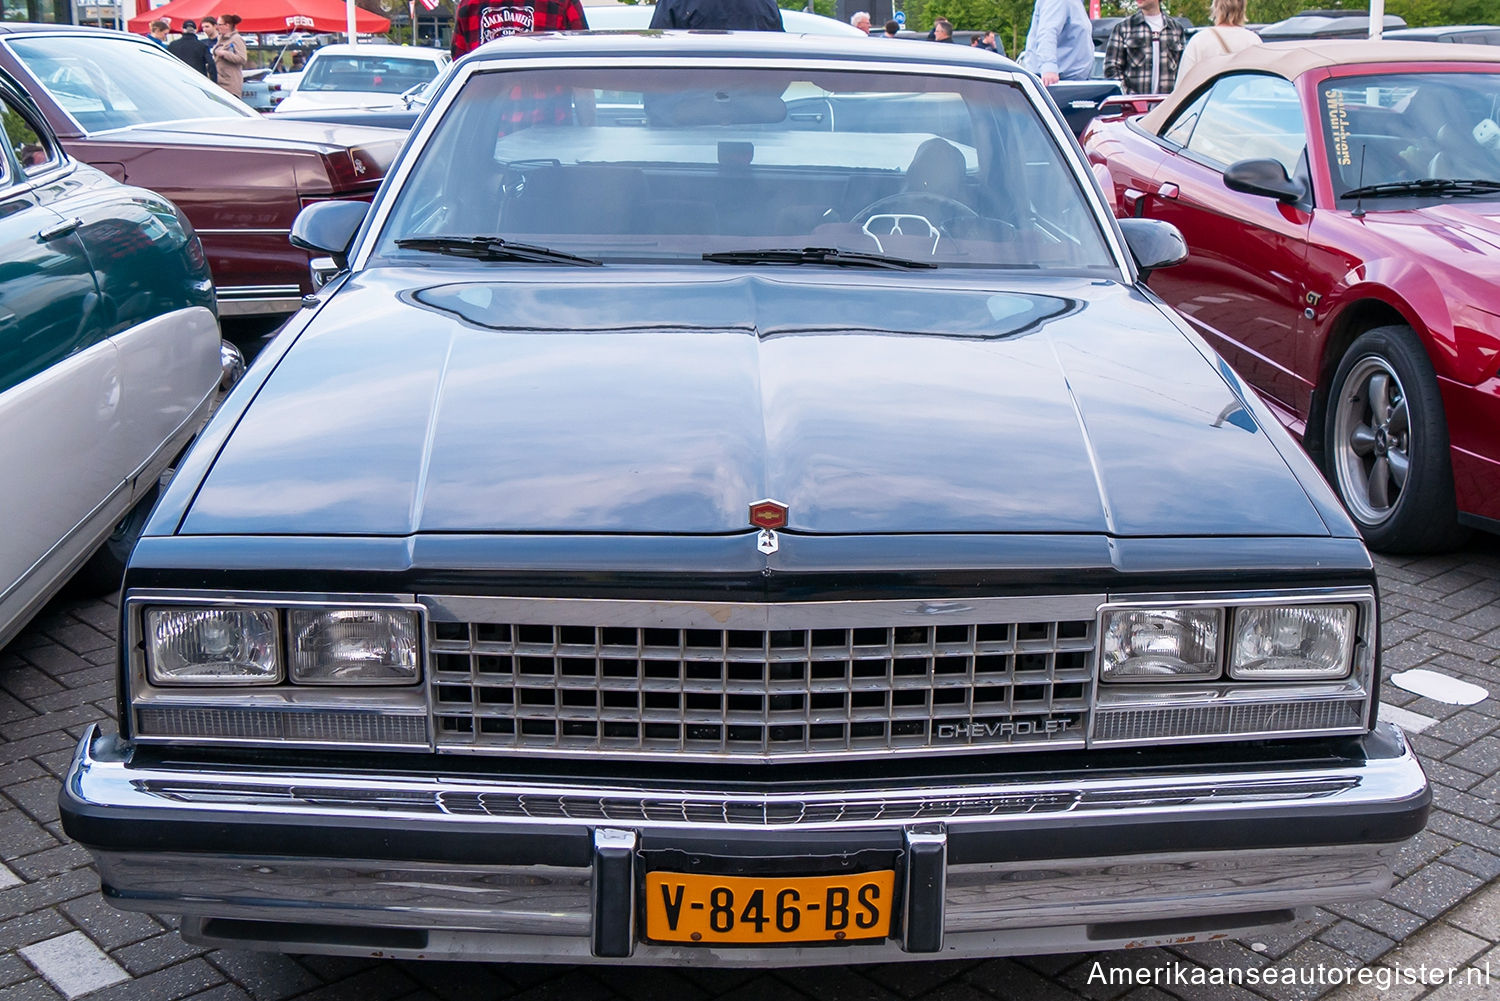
<box><xmin>902</xmin><ymin>137</ymin><xmax>971</xmax><ymax>205</ymax></box>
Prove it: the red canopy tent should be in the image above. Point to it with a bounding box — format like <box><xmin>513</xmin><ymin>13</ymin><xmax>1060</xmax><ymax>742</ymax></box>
<box><xmin>128</xmin><ymin>0</ymin><xmax>390</xmax><ymax>35</ymax></box>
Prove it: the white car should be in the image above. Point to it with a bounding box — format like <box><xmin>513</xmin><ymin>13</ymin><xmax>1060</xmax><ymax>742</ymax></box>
<box><xmin>272</xmin><ymin>43</ymin><xmax>449</xmax><ymax>114</ymax></box>
<box><xmin>582</xmin><ymin>5</ymin><xmax>868</xmax><ymax>35</ymax></box>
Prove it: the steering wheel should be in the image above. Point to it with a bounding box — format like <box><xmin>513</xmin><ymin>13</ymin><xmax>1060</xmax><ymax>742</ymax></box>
<box><xmin>851</xmin><ymin>193</ymin><xmax>981</xmax><ymax>253</ymax></box>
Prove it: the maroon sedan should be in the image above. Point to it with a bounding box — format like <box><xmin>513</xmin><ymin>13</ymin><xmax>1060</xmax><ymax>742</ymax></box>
<box><xmin>0</xmin><ymin>24</ymin><xmax>405</xmax><ymax>317</ymax></box>
<box><xmin>1084</xmin><ymin>41</ymin><xmax>1500</xmax><ymax>553</ymax></box>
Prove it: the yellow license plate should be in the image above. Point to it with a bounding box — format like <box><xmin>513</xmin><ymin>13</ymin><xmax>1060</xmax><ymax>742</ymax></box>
<box><xmin>644</xmin><ymin>870</ymin><xmax>896</xmax><ymax>945</ymax></box>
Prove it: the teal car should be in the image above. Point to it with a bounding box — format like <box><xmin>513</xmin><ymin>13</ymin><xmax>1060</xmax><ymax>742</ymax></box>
<box><xmin>0</xmin><ymin>66</ymin><xmax>229</xmax><ymax>651</ymax></box>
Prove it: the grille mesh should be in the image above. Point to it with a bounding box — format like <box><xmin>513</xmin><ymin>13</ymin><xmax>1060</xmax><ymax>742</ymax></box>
<box><xmin>1092</xmin><ymin>700</ymin><xmax>1367</xmax><ymax>742</ymax></box>
<box><xmin>428</xmin><ymin>616</ymin><xmax>1095</xmax><ymax>759</ymax></box>
<box><xmin>136</xmin><ymin>706</ymin><xmax>427</xmax><ymax>744</ymax></box>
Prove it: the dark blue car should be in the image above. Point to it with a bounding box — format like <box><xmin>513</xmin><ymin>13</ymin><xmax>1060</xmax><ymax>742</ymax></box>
<box><xmin>61</xmin><ymin>32</ymin><xmax>1427</xmax><ymax>967</ymax></box>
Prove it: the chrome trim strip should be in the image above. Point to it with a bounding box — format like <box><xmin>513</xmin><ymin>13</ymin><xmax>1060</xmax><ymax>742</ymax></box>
<box><xmin>216</xmin><ymin>298</ymin><xmax>304</xmax><ymax>317</ymax></box>
<box><xmin>70</xmin><ymin>722</ymin><xmax>1426</xmax><ymax>834</ymax></box>
<box><xmin>214</xmin><ymin>285</ymin><xmax>302</xmax><ymax>298</ymax></box>
<box><xmin>422</xmin><ymin>593</ymin><xmax>1107</xmax><ymax>630</ymax></box>
<box><xmin>195</xmin><ymin>230</ymin><xmax>293</xmax><ymax>238</ymax></box>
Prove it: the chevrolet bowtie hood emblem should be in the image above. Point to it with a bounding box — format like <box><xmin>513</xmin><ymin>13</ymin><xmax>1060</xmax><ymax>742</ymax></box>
<box><xmin>749</xmin><ymin>499</ymin><xmax>788</xmax><ymax>530</ymax></box>
<box><xmin>750</xmin><ymin>499</ymin><xmax>787</xmax><ymax>555</ymax></box>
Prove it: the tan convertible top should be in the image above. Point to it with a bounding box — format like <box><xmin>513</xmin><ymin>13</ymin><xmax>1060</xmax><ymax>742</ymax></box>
<box><xmin>1139</xmin><ymin>39</ymin><xmax>1500</xmax><ymax>133</ymax></box>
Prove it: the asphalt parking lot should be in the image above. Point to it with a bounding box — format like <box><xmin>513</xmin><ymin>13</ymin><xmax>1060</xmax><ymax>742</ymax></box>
<box><xmin>2</xmin><ymin>537</ymin><xmax>1497</xmax><ymax>1001</ymax></box>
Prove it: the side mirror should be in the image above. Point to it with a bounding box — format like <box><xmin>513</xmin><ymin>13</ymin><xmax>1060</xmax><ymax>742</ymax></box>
<box><xmin>1223</xmin><ymin>158</ymin><xmax>1306</xmax><ymax>203</ymax></box>
<box><xmin>1117</xmin><ymin>217</ymin><xmax>1187</xmax><ymax>281</ymax></box>
<box><xmin>289</xmin><ymin>200</ymin><xmax>369</xmax><ymax>270</ymax></box>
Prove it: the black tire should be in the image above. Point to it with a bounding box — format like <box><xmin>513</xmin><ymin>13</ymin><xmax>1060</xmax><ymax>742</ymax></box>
<box><xmin>1322</xmin><ymin>325</ymin><xmax>1470</xmax><ymax>553</ymax></box>
<box><xmin>70</xmin><ymin>483</ymin><xmax>160</xmax><ymax>596</ymax></box>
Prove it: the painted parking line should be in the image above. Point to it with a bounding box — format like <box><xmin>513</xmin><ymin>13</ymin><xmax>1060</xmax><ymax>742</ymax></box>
<box><xmin>1389</xmin><ymin>669</ymin><xmax>1490</xmax><ymax>706</ymax></box>
<box><xmin>1378</xmin><ymin>702</ymin><xmax>1438</xmax><ymax>734</ymax></box>
<box><xmin>19</xmin><ymin>931</ymin><xmax>128</xmax><ymax>999</ymax></box>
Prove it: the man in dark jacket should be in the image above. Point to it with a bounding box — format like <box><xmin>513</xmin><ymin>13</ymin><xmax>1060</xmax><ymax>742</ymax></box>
<box><xmin>168</xmin><ymin>20</ymin><xmax>216</xmax><ymax>80</ymax></box>
<box><xmin>648</xmin><ymin>0</ymin><xmax>783</xmax><ymax>31</ymax></box>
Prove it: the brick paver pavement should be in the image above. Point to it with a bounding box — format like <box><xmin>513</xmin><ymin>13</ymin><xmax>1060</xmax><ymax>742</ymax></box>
<box><xmin>3</xmin><ymin>538</ymin><xmax>1497</xmax><ymax>1001</ymax></box>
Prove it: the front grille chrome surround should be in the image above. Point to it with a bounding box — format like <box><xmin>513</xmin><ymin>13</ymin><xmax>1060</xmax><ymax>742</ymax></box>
<box><xmin>423</xmin><ymin>595</ymin><xmax>1103</xmax><ymax>762</ymax></box>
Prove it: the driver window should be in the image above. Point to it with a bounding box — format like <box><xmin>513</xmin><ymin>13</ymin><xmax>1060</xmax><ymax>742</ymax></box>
<box><xmin>1183</xmin><ymin>74</ymin><xmax>1305</xmax><ymax>175</ymax></box>
<box><xmin>1</xmin><ymin>94</ymin><xmax>58</xmax><ymax>176</ymax></box>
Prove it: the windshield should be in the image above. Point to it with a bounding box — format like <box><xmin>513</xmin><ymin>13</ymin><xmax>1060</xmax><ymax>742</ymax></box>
<box><xmin>373</xmin><ymin>66</ymin><xmax>1116</xmax><ymax>271</ymax></box>
<box><xmin>7</xmin><ymin>34</ymin><xmax>254</xmax><ymax>132</ymax></box>
<box><xmin>301</xmin><ymin>53</ymin><xmax>443</xmax><ymax>95</ymax></box>
<box><xmin>1321</xmin><ymin>71</ymin><xmax>1500</xmax><ymax>201</ymax></box>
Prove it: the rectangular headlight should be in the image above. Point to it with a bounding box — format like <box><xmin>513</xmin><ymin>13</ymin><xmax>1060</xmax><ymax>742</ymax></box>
<box><xmin>1229</xmin><ymin>604</ymin><xmax>1356</xmax><ymax>679</ymax></box>
<box><xmin>1101</xmin><ymin>608</ymin><xmax>1221</xmax><ymax>682</ymax></box>
<box><xmin>146</xmin><ymin>607</ymin><xmax>281</xmax><ymax>685</ymax></box>
<box><xmin>288</xmin><ymin>608</ymin><xmax>421</xmax><ymax>685</ymax></box>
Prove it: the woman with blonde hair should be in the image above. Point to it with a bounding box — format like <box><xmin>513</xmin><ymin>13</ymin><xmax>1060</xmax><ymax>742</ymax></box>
<box><xmin>1175</xmin><ymin>0</ymin><xmax>1260</xmax><ymax>86</ymax></box>
<box><xmin>212</xmin><ymin>14</ymin><xmax>247</xmax><ymax>98</ymax></box>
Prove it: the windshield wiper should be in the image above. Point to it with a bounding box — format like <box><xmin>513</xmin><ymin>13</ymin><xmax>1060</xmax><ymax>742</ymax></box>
<box><xmin>1340</xmin><ymin>177</ymin><xmax>1500</xmax><ymax>199</ymax></box>
<box><xmin>702</xmin><ymin>247</ymin><xmax>936</xmax><ymax>270</ymax></box>
<box><xmin>395</xmin><ymin>236</ymin><xmax>601</xmax><ymax>266</ymax></box>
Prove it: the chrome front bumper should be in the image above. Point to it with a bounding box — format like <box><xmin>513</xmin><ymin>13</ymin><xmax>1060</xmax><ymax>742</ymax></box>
<box><xmin>62</xmin><ymin>724</ymin><xmax>1430</xmax><ymax>965</ymax></box>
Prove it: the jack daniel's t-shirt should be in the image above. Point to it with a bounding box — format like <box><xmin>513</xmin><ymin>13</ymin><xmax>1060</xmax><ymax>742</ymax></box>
<box><xmin>451</xmin><ymin>0</ymin><xmax>587</xmax><ymax>57</ymax></box>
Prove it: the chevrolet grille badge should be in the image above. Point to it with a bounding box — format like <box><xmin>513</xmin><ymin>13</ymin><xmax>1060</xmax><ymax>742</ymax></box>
<box><xmin>757</xmin><ymin>528</ymin><xmax>779</xmax><ymax>555</ymax></box>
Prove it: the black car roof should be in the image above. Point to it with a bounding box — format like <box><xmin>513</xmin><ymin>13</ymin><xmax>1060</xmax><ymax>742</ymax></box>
<box><xmin>463</xmin><ymin>29</ymin><xmax>1026</xmax><ymax>73</ymax></box>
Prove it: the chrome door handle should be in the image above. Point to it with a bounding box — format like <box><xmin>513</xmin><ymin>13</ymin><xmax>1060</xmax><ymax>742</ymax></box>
<box><xmin>38</xmin><ymin>217</ymin><xmax>81</xmax><ymax>240</ymax></box>
<box><xmin>1156</xmin><ymin>182</ymin><xmax>1180</xmax><ymax>199</ymax></box>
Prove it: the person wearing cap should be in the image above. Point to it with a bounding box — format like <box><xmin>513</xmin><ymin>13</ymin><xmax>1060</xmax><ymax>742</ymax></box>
<box><xmin>167</xmin><ymin>18</ymin><xmax>216</xmax><ymax>79</ymax></box>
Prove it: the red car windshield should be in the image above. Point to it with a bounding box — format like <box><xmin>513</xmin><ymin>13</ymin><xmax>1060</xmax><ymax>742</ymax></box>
<box><xmin>1321</xmin><ymin>71</ymin><xmax>1500</xmax><ymax>199</ymax></box>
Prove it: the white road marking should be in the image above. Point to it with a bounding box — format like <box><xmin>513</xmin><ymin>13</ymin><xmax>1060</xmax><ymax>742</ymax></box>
<box><xmin>1378</xmin><ymin>702</ymin><xmax>1438</xmax><ymax>734</ymax></box>
<box><xmin>1389</xmin><ymin>669</ymin><xmax>1489</xmax><ymax>706</ymax></box>
<box><xmin>19</xmin><ymin>932</ymin><xmax>128</xmax><ymax>999</ymax></box>
<box><xmin>0</xmin><ymin>864</ymin><xmax>20</xmax><ymax>889</ymax></box>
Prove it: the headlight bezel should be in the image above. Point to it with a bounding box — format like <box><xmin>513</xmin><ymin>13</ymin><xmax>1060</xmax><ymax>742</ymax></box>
<box><xmin>1098</xmin><ymin>593</ymin><xmax>1368</xmax><ymax>687</ymax></box>
<box><xmin>132</xmin><ymin>594</ymin><xmax>427</xmax><ymax>691</ymax></box>
<box><xmin>1091</xmin><ymin>588</ymin><xmax>1377</xmax><ymax>747</ymax></box>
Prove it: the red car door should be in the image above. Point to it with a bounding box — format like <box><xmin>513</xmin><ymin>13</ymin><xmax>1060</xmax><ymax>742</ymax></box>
<box><xmin>1135</xmin><ymin>73</ymin><xmax>1315</xmax><ymax>417</ymax></box>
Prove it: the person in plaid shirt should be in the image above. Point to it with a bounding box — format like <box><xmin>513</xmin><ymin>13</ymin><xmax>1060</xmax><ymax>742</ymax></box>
<box><xmin>1104</xmin><ymin>0</ymin><xmax>1186</xmax><ymax>95</ymax></box>
<box><xmin>451</xmin><ymin>0</ymin><xmax>588</xmax><ymax>58</ymax></box>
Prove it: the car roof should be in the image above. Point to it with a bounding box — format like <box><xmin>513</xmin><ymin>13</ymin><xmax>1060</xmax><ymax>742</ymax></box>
<box><xmin>1140</xmin><ymin>39</ymin><xmax>1500</xmax><ymax>133</ymax></box>
<box><xmin>308</xmin><ymin>43</ymin><xmax>447</xmax><ymax>60</ymax></box>
<box><xmin>582</xmin><ymin>5</ymin><xmax>866</xmax><ymax>36</ymax></box>
<box><xmin>465</xmin><ymin>28</ymin><xmax>1024</xmax><ymax>71</ymax></box>
<box><xmin>0</xmin><ymin>22</ymin><xmax>129</xmax><ymax>35</ymax></box>
<box><xmin>1384</xmin><ymin>26</ymin><xmax>1500</xmax><ymax>39</ymax></box>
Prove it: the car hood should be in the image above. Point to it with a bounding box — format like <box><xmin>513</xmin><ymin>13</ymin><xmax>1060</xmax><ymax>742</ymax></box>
<box><xmin>111</xmin><ymin>116</ymin><xmax>408</xmax><ymax>154</ymax></box>
<box><xmin>181</xmin><ymin>271</ymin><xmax>1331</xmax><ymax>538</ymax></box>
<box><xmin>1361</xmin><ymin>201</ymin><xmax>1500</xmax><ymax>278</ymax></box>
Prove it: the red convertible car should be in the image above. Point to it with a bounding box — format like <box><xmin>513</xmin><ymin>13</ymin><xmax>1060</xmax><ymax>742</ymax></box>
<box><xmin>0</xmin><ymin>24</ymin><xmax>405</xmax><ymax>317</ymax></box>
<box><xmin>1084</xmin><ymin>41</ymin><xmax>1500</xmax><ymax>552</ymax></box>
